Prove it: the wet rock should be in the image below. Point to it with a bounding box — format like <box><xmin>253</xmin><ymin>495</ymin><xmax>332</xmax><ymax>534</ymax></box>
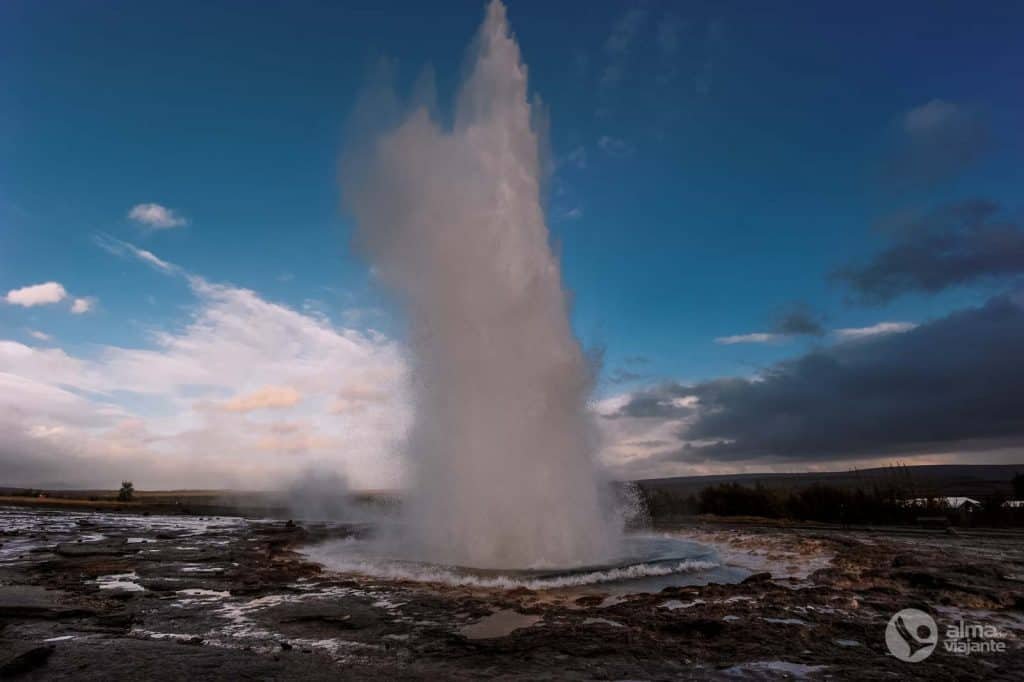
<box><xmin>0</xmin><ymin>586</ymin><xmax>95</xmax><ymax>619</ymax></box>
<box><xmin>77</xmin><ymin>559</ymin><xmax>137</xmax><ymax>577</ymax></box>
<box><xmin>658</xmin><ymin>618</ymin><xmax>726</xmax><ymax>638</ymax></box>
<box><xmin>893</xmin><ymin>569</ymin><xmax>955</xmax><ymax>589</ymax></box>
<box><xmin>4</xmin><ymin>507</ymin><xmax>1024</xmax><ymax>680</ymax></box>
<box><xmin>108</xmin><ymin>590</ymin><xmax>139</xmax><ymax>602</ymax></box>
<box><xmin>741</xmin><ymin>571</ymin><xmax>772</xmax><ymax>584</ymax></box>
<box><xmin>95</xmin><ymin>610</ymin><xmax>135</xmax><ymax>629</ymax></box>
<box><xmin>54</xmin><ymin>538</ymin><xmax>130</xmax><ymax>557</ymax></box>
<box><xmin>0</xmin><ymin>645</ymin><xmax>54</xmax><ymax>676</ymax></box>
<box><xmin>281</xmin><ymin>613</ymin><xmax>359</xmax><ymax>629</ymax></box>
<box><xmin>890</xmin><ymin>553</ymin><xmax>921</xmax><ymax>568</ymax></box>
<box><xmin>953</xmin><ymin>563</ymin><xmax>1003</xmax><ymax>578</ymax></box>
<box><xmin>269</xmin><ymin>600</ymin><xmax>385</xmax><ymax>638</ymax></box>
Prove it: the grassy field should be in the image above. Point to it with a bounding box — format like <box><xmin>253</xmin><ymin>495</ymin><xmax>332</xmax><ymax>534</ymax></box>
<box><xmin>0</xmin><ymin>489</ymin><xmax>280</xmax><ymax>515</ymax></box>
<box><xmin>636</xmin><ymin>463</ymin><xmax>1023</xmax><ymax>498</ymax></box>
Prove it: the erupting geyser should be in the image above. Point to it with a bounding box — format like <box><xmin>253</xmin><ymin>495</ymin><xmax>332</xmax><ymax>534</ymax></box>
<box><xmin>344</xmin><ymin>1</ymin><xmax>619</xmax><ymax>569</ymax></box>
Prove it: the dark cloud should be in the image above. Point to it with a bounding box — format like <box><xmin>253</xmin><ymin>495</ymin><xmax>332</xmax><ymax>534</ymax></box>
<box><xmin>606</xmin><ymin>384</ymin><xmax>694</xmax><ymax>420</ymax></box>
<box><xmin>834</xmin><ymin>200</ymin><xmax>1024</xmax><ymax>304</ymax></box>
<box><xmin>616</xmin><ymin>293</ymin><xmax>1024</xmax><ymax>461</ymax></box>
<box><xmin>889</xmin><ymin>99</ymin><xmax>988</xmax><ymax>187</ymax></box>
<box><xmin>714</xmin><ymin>305</ymin><xmax>823</xmax><ymax>345</ymax></box>
<box><xmin>0</xmin><ymin>425</ymin><xmax>119</xmax><ymax>489</ymax></box>
<box><xmin>773</xmin><ymin>304</ymin><xmax>824</xmax><ymax>336</ymax></box>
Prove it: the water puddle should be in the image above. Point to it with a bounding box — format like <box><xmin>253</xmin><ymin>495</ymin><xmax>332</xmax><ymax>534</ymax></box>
<box><xmin>459</xmin><ymin>610</ymin><xmax>541</xmax><ymax>639</ymax></box>
<box><xmin>95</xmin><ymin>572</ymin><xmax>145</xmax><ymax>592</ymax></box>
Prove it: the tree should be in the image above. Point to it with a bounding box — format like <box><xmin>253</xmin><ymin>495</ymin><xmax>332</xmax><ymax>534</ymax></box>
<box><xmin>118</xmin><ymin>480</ymin><xmax>135</xmax><ymax>502</ymax></box>
<box><xmin>1013</xmin><ymin>473</ymin><xmax>1024</xmax><ymax>499</ymax></box>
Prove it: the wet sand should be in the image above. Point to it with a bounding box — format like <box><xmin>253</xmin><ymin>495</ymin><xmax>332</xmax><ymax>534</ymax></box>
<box><xmin>1</xmin><ymin>506</ymin><xmax>1022</xmax><ymax>679</ymax></box>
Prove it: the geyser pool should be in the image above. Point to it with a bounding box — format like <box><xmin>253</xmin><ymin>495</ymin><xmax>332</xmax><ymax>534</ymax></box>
<box><xmin>344</xmin><ymin>0</ymin><xmax>619</xmax><ymax>569</ymax></box>
<box><xmin>302</xmin><ymin>531</ymin><xmax>748</xmax><ymax>593</ymax></box>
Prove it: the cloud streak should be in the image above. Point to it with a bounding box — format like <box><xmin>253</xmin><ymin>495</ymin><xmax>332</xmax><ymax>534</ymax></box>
<box><xmin>714</xmin><ymin>332</ymin><xmax>779</xmax><ymax>345</ymax></box>
<box><xmin>95</xmin><ymin>234</ymin><xmax>179</xmax><ymax>274</ymax></box>
<box><xmin>834</xmin><ymin>321</ymin><xmax>916</xmax><ymax>340</ymax></box>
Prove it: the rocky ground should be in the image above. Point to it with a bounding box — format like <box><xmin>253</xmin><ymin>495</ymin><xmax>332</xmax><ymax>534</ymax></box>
<box><xmin>1</xmin><ymin>506</ymin><xmax>1023</xmax><ymax>680</ymax></box>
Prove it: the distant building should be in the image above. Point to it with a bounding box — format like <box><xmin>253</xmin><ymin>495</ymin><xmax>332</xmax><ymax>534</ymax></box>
<box><xmin>902</xmin><ymin>496</ymin><xmax>982</xmax><ymax>510</ymax></box>
<box><xmin>1002</xmin><ymin>500</ymin><xmax>1024</xmax><ymax>509</ymax></box>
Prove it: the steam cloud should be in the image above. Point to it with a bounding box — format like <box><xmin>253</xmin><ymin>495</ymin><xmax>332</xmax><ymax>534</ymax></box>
<box><xmin>343</xmin><ymin>1</ymin><xmax>618</xmax><ymax>569</ymax></box>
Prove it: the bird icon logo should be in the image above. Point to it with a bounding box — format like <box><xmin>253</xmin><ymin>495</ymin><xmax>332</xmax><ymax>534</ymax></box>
<box><xmin>886</xmin><ymin>608</ymin><xmax>938</xmax><ymax>662</ymax></box>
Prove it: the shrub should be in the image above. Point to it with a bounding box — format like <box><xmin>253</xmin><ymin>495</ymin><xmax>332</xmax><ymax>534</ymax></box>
<box><xmin>117</xmin><ymin>480</ymin><xmax>135</xmax><ymax>502</ymax></box>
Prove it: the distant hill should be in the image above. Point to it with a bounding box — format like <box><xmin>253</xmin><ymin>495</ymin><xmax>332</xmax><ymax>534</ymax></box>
<box><xmin>635</xmin><ymin>464</ymin><xmax>1023</xmax><ymax>499</ymax></box>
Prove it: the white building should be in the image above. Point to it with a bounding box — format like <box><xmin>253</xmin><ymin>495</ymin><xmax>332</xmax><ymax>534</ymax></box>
<box><xmin>902</xmin><ymin>496</ymin><xmax>982</xmax><ymax>510</ymax></box>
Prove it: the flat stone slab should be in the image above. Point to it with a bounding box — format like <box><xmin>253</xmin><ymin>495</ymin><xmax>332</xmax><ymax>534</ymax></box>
<box><xmin>0</xmin><ymin>585</ymin><xmax>95</xmax><ymax>618</ymax></box>
<box><xmin>0</xmin><ymin>645</ymin><xmax>55</xmax><ymax>676</ymax></box>
<box><xmin>54</xmin><ymin>538</ymin><xmax>130</xmax><ymax>557</ymax></box>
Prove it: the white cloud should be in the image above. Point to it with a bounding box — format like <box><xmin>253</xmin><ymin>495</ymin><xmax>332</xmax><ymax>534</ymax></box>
<box><xmin>5</xmin><ymin>282</ymin><xmax>67</xmax><ymax>307</ymax></box>
<box><xmin>602</xmin><ymin>8</ymin><xmax>648</xmax><ymax>89</ymax></box>
<box><xmin>834</xmin><ymin>321</ymin><xmax>917</xmax><ymax>340</ymax></box>
<box><xmin>597</xmin><ymin>136</ymin><xmax>634</xmax><ymax>158</ymax></box>
<box><xmin>28</xmin><ymin>330</ymin><xmax>52</xmax><ymax>342</ymax></box>
<box><xmin>903</xmin><ymin>100</ymin><xmax>962</xmax><ymax>136</ymax></box>
<box><xmin>714</xmin><ymin>332</ymin><xmax>779</xmax><ymax>345</ymax></box>
<box><xmin>128</xmin><ymin>203</ymin><xmax>187</xmax><ymax>229</ymax></box>
<box><xmin>221</xmin><ymin>385</ymin><xmax>302</xmax><ymax>412</ymax></box>
<box><xmin>0</xmin><ymin>248</ymin><xmax>410</xmax><ymax>490</ymax></box>
<box><xmin>565</xmin><ymin>145</ymin><xmax>588</xmax><ymax>169</ymax></box>
<box><xmin>70</xmin><ymin>297</ymin><xmax>95</xmax><ymax>314</ymax></box>
<box><xmin>331</xmin><ymin>380</ymin><xmax>391</xmax><ymax>414</ymax></box>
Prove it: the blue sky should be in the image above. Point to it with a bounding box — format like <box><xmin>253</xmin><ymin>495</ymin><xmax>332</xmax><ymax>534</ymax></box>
<box><xmin>2</xmin><ymin>1</ymin><xmax>1023</xmax><ymax>487</ymax></box>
